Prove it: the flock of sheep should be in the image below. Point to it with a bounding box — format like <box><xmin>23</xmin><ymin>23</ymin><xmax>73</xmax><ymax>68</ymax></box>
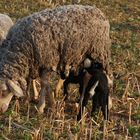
<box><xmin>0</xmin><ymin>5</ymin><xmax>113</xmax><ymax>121</ymax></box>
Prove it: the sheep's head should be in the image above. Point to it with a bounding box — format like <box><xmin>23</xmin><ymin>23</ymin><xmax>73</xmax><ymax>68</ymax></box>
<box><xmin>0</xmin><ymin>79</ymin><xmax>24</xmax><ymax>113</ymax></box>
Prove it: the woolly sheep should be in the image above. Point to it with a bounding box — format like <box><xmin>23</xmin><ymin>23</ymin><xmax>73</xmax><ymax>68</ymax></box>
<box><xmin>0</xmin><ymin>5</ymin><xmax>111</xmax><ymax>113</ymax></box>
<box><xmin>0</xmin><ymin>14</ymin><xmax>13</xmax><ymax>45</ymax></box>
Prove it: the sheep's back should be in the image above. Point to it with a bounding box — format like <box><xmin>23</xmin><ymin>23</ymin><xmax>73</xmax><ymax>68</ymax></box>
<box><xmin>2</xmin><ymin>5</ymin><xmax>111</xmax><ymax>78</ymax></box>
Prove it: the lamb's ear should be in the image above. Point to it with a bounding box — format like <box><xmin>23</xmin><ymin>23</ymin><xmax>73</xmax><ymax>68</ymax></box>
<box><xmin>84</xmin><ymin>58</ymin><xmax>92</xmax><ymax>68</ymax></box>
<box><xmin>7</xmin><ymin>80</ymin><xmax>24</xmax><ymax>97</ymax></box>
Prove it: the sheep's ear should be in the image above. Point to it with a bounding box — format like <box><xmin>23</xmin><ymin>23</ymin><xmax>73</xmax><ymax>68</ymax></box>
<box><xmin>7</xmin><ymin>80</ymin><xmax>24</xmax><ymax>97</ymax></box>
<box><xmin>84</xmin><ymin>58</ymin><xmax>92</xmax><ymax>68</ymax></box>
<box><xmin>0</xmin><ymin>92</ymin><xmax>13</xmax><ymax>113</ymax></box>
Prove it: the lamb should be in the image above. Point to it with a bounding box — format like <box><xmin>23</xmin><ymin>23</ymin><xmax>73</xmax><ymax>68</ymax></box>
<box><xmin>0</xmin><ymin>13</ymin><xmax>13</xmax><ymax>45</ymax></box>
<box><xmin>77</xmin><ymin>62</ymin><xmax>110</xmax><ymax>121</ymax></box>
<box><xmin>0</xmin><ymin>5</ymin><xmax>111</xmax><ymax>113</ymax></box>
<box><xmin>58</xmin><ymin>59</ymin><xmax>112</xmax><ymax>120</ymax></box>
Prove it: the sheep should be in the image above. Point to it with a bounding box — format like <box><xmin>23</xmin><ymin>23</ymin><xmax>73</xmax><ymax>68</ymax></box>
<box><xmin>0</xmin><ymin>14</ymin><xmax>13</xmax><ymax>45</ymax></box>
<box><xmin>0</xmin><ymin>5</ymin><xmax>111</xmax><ymax>113</ymax></box>
<box><xmin>77</xmin><ymin>62</ymin><xmax>110</xmax><ymax>121</ymax></box>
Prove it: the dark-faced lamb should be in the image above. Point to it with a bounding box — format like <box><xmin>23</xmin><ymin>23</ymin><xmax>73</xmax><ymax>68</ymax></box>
<box><xmin>59</xmin><ymin>58</ymin><xmax>112</xmax><ymax>120</ymax></box>
<box><xmin>0</xmin><ymin>5</ymin><xmax>111</xmax><ymax>113</ymax></box>
<box><xmin>77</xmin><ymin>62</ymin><xmax>110</xmax><ymax>121</ymax></box>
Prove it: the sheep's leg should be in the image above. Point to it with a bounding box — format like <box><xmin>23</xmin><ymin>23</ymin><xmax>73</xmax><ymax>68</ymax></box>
<box><xmin>55</xmin><ymin>78</ymin><xmax>64</xmax><ymax>98</ymax></box>
<box><xmin>38</xmin><ymin>71</ymin><xmax>55</xmax><ymax>113</ymax></box>
<box><xmin>32</xmin><ymin>79</ymin><xmax>39</xmax><ymax>100</ymax></box>
<box><xmin>26</xmin><ymin>77</ymin><xmax>32</xmax><ymax>101</ymax></box>
<box><xmin>38</xmin><ymin>80</ymin><xmax>47</xmax><ymax>113</ymax></box>
<box><xmin>0</xmin><ymin>93</ymin><xmax>13</xmax><ymax>113</ymax></box>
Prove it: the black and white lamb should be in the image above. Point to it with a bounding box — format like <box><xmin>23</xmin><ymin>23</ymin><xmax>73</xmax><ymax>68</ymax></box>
<box><xmin>0</xmin><ymin>5</ymin><xmax>111</xmax><ymax>113</ymax></box>
<box><xmin>59</xmin><ymin>59</ymin><xmax>111</xmax><ymax>120</ymax></box>
<box><xmin>77</xmin><ymin>61</ymin><xmax>110</xmax><ymax>121</ymax></box>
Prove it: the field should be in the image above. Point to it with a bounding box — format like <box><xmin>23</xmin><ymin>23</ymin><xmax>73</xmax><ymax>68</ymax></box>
<box><xmin>0</xmin><ymin>0</ymin><xmax>140</xmax><ymax>139</ymax></box>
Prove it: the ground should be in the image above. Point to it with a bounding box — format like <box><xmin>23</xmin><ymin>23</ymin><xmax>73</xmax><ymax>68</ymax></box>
<box><xmin>0</xmin><ymin>0</ymin><xmax>140</xmax><ymax>139</ymax></box>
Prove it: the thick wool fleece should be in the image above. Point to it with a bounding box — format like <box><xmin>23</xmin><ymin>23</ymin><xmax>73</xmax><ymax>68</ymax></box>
<box><xmin>0</xmin><ymin>5</ymin><xmax>111</xmax><ymax>93</ymax></box>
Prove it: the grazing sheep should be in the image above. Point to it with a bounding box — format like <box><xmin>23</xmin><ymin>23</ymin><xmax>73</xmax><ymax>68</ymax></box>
<box><xmin>0</xmin><ymin>14</ymin><xmax>13</xmax><ymax>45</ymax></box>
<box><xmin>77</xmin><ymin>62</ymin><xmax>110</xmax><ymax>121</ymax></box>
<box><xmin>0</xmin><ymin>5</ymin><xmax>111</xmax><ymax>113</ymax></box>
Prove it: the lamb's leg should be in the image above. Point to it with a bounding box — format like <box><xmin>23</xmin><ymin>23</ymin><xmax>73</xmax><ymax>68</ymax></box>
<box><xmin>0</xmin><ymin>93</ymin><xmax>13</xmax><ymax>113</ymax></box>
<box><xmin>77</xmin><ymin>72</ymin><xmax>92</xmax><ymax>121</ymax></box>
<box><xmin>91</xmin><ymin>94</ymin><xmax>98</xmax><ymax>114</ymax></box>
<box><xmin>38</xmin><ymin>71</ymin><xmax>55</xmax><ymax>113</ymax></box>
<box><xmin>101</xmin><ymin>93</ymin><xmax>109</xmax><ymax>120</ymax></box>
<box><xmin>77</xmin><ymin>91</ymin><xmax>90</xmax><ymax>121</ymax></box>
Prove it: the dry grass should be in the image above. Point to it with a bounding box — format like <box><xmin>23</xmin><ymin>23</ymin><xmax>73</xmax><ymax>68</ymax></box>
<box><xmin>0</xmin><ymin>0</ymin><xmax>140</xmax><ymax>139</ymax></box>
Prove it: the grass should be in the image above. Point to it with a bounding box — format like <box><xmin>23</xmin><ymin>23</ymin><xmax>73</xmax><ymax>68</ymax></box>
<box><xmin>0</xmin><ymin>0</ymin><xmax>140</xmax><ymax>139</ymax></box>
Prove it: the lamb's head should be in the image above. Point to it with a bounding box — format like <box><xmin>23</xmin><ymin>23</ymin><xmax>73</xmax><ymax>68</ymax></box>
<box><xmin>0</xmin><ymin>79</ymin><xmax>24</xmax><ymax>113</ymax></box>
